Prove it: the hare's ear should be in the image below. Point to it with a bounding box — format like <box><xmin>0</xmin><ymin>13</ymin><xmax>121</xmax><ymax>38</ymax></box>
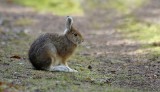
<box><xmin>65</xmin><ymin>16</ymin><xmax>73</xmax><ymax>32</ymax></box>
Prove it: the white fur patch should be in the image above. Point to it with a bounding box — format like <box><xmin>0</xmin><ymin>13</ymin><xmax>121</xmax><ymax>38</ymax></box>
<box><xmin>64</xmin><ymin>29</ymin><xmax>68</xmax><ymax>35</ymax></box>
<box><xmin>49</xmin><ymin>65</ymin><xmax>78</xmax><ymax>72</ymax></box>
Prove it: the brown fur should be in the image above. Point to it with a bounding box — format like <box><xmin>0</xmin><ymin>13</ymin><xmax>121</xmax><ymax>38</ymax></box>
<box><xmin>28</xmin><ymin>25</ymin><xmax>83</xmax><ymax>70</ymax></box>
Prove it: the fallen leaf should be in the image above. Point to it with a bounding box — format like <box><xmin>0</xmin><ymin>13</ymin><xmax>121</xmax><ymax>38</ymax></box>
<box><xmin>10</xmin><ymin>55</ymin><xmax>21</xmax><ymax>59</ymax></box>
<box><xmin>0</xmin><ymin>81</ymin><xmax>5</xmax><ymax>86</ymax></box>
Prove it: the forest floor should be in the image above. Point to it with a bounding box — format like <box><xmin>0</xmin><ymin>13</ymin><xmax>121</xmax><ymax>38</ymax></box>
<box><xmin>0</xmin><ymin>0</ymin><xmax>160</xmax><ymax>92</ymax></box>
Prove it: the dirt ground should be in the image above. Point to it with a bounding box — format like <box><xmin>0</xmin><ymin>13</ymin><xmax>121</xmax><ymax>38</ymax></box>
<box><xmin>0</xmin><ymin>0</ymin><xmax>160</xmax><ymax>92</ymax></box>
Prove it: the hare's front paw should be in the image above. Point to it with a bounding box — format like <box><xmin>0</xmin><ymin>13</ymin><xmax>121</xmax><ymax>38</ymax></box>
<box><xmin>69</xmin><ymin>69</ymin><xmax>78</xmax><ymax>72</ymax></box>
<box><xmin>67</xmin><ymin>66</ymin><xmax>78</xmax><ymax>72</ymax></box>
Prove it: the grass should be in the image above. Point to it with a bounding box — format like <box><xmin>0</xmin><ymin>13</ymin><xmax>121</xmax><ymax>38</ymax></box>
<box><xmin>118</xmin><ymin>16</ymin><xmax>160</xmax><ymax>55</ymax></box>
<box><xmin>0</xmin><ymin>30</ymin><xmax>145</xmax><ymax>92</ymax></box>
<box><xmin>107</xmin><ymin>0</ymin><xmax>145</xmax><ymax>14</ymax></box>
<box><xmin>14</xmin><ymin>0</ymin><xmax>83</xmax><ymax>16</ymax></box>
<box><xmin>86</xmin><ymin>0</ymin><xmax>145</xmax><ymax>14</ymax></box>
<box><xmin>119</xmin><ymin>17</ymin><xmax>160</xmax><ymax>43</ymax></box>
<box><xmin>14</xmin><ymin>18</ymin><xmax>34</xmax><ymax>26</ymax></box>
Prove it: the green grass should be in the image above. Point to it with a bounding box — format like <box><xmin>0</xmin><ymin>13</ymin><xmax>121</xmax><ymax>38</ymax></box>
<box><xmin>107</xmin><ymin>0</ymin><xmax>145</xmax><ymax>14</ymax></box>
<box><xmin>118</xmin><ymin>16</ymin><xmax>160</xmax><ymax>56</ymax></box>
<box><xmin>14</xmin><ymin>18</ymin><xmax>34</xmax><ymax>26</ymax></box>
<box><xmin>14</xmin><ymin>0</ymin><xmax>83</xmax><ymax>16</ymax></box>
<box><xmin>86</xmin><ymin>0</ymin><xmax>145</xmax><ymax>14</ymax></box>
<box><xmin>0</xmin><ymin>31</ymin><xmax>144</xmax><ymax>92</ymax></box>
<box><xmin>119</xmin><ymin>17</ymin><xmax>160</xmax><ymax>43</ymax></box>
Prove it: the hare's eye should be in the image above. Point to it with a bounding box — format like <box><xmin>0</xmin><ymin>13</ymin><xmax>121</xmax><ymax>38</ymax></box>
<box><xmin>74</xmin><ymin>34</ymin><xmax>77</xmax><ymax>36</ymax></box>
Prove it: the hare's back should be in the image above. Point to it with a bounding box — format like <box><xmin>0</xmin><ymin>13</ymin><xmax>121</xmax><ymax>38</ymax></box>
<box><xmin>35</xmin><ymin>33</ymin><xmax>59</xmax><ymax>45</ymax></box>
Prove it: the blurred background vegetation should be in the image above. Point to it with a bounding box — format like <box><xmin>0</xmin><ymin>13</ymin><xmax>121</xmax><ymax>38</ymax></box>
<box><xmin>85</xmin><ymin>0</ymin><xmax>145</xmax><ymax>14</ymax></box>
<box><xmin>14</xmin><ymin>0</ymin><xmax>145</xmax><ymax>15</ymax></box>
<box><xmin>11</xmin><ymin>0</ymin><xmax>160</xmax><ymax>59</ymax></box>
<box><xmin>14</xmin><ymin>0</ymin><xmax>83</xmax><ymax>15</ymax></box>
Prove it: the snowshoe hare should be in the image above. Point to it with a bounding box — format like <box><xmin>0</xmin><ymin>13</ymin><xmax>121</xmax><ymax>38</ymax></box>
<box><xmin>28</xmin><ymin>16</ymin><xmax>84</xmax><ymax>72</ymax></box>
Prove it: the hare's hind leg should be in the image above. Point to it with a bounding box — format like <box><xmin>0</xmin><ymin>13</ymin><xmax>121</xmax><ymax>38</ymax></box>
<box><xmin>53</xmin><ymin>58</ymin><xmax>78</xmax><ymax>72</ymax></box>
<box><xmin>49</xmin><ymin>59</ymin><xmax>78</xmax><ymax>72</ymax></box>
<box><xmin>49</xmin><ymin>65</ymin><xmax>78</xmax><ymax>72</ymax></box>
<box><xmin>49</xmin><ymin>65</ymin><xmax>69</xmax><ymax>72</ymax></box>
<box><xmin>48</xmin><ymin>51</ymin><xmax>77</xmax><ymax>72</ymax></box>
<box><xmin>41</xmin><ymin>43</ymin><xmax>59</xmax><ymax>71</ymax></box>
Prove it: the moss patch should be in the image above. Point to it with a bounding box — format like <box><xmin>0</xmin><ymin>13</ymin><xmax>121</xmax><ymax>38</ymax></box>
<box><xmin>118</xmin><ymin>16</ymin><xmax>160</xmax><ymax>56</ymax></box>
<box><xmin>14</xmin><ymin>0</ymin><xmax>83</xmax><ymax>16</ymax></box>
<box><xmin>86</xmin><ymin>0</ymin><xmax>145</xmax><ymax>14</ymax></box>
